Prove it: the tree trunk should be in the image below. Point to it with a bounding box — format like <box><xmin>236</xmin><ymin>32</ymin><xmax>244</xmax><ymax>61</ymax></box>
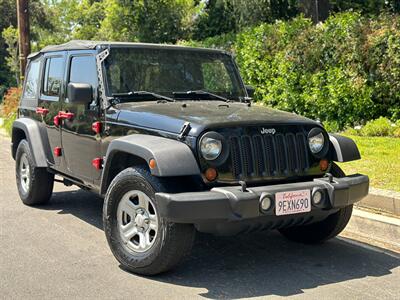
<box><xmin>299</xmin><ymin>0</ymin><xmax>331</xmax><ymax>23</ymax></box>
<box><xmin>16</xmin><ymin>0</ymin><xmax>30</xmax><ymax>82</ymax></box>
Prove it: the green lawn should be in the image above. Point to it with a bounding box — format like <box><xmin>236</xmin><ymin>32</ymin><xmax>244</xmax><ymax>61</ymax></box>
<box><xmin>338</xmin><ymin>135</ymin><xmax>400</xmax><ymax>192</ymax></box>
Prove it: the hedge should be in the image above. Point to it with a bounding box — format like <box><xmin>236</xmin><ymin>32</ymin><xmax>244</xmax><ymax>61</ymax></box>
<box><xmin>181</xmin><ymin>12</ymin><xmax>400</xmax><ymax>129</ymax></box>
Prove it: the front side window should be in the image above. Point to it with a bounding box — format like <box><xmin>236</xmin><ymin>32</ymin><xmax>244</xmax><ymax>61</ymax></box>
<box><xmin>23</xmin><ymin>60</ymin><xmax>40</xmax><ymax>99</ymax></box>
<box><xmin>69</xmin><ymin>56</ymin><xmax>97</xmax><ymax>87</ymax></box>
<box><xmin>104</xmin><ymin>48</ymin><xmax>245</xmax><ymax>101</ymax></box>
<box><xmin>43</xmin><ymin>57</ymin><xmax>64</xmax><ymax>97</ymax></box>
<box><xmin>69</xmin><ymin>55</ymin><xmax>97</xmax><ymax>99</ymax></box>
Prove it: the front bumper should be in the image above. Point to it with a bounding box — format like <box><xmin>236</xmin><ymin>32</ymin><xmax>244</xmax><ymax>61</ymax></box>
<box><xmin>156</xmin><ymin>174</ymin><xmax>369</xmax><ymax>228</ymax></box>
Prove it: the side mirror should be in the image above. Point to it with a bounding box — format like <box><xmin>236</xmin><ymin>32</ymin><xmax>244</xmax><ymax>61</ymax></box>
<box><xmin>245</xmin><ymin>85</ymin><xmax>255</xmax><ymax>98</ymax></box>
<box><xmin>67</xmin><ymin>82</ymin><xmax>92</xmax><ymax>104</ymax></box>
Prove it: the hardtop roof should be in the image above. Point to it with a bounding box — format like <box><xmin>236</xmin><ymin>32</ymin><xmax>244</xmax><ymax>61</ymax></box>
<box><xmin>29</xmin><ymin>40</ymin><xmax>228</xmax><ymax>58</ymax></box>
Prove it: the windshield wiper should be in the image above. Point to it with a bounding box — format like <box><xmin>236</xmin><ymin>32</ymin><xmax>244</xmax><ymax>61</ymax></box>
<box><xmin>172</xmin><ymin>90</ymin><xmax>230</xmax><ymax>102</ymax></box>
<box><xmin>112</xmin><ymin>91</ymin><xmax>175</xmax><ymax>102</ymax></box>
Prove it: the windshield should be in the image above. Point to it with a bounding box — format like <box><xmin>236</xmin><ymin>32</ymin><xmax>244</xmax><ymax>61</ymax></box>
<box><xmin>104</xmin><ymin>47</ymin><xmax>246</xmax><ymax>101</ymax></box>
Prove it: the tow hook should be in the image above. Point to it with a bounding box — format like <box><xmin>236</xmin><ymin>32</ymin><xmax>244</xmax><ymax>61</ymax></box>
<box><xmin>324</xmin><ymin>173</ymin><xmax>334</xmax><ymax>183</ymax></box>
<box><xmin>239</xmin><ymin>181</ymin><xmax>248</xmax><ymax>192</ymax></box>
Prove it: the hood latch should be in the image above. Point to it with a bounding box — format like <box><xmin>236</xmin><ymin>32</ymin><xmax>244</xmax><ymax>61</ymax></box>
<box><xmin>178</xmin><ymin>122</ymin><xmax>191</xmax><ymax>140</ymax></box>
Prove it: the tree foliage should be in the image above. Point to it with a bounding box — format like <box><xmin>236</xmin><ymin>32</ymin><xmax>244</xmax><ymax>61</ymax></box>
<box><xmin>97</xmin><ymin>0</ymin><xmax>197</xmax><ymax>43</ymax></box>
<box><xmin>2</xmin><ymin>26</ymin><xmax>19</xmax><ymax>86</ymax></box>
<box><xmin>0</xmin><ymin>0</ymin><xmax>52</xmax><ymax>89</ymax></box>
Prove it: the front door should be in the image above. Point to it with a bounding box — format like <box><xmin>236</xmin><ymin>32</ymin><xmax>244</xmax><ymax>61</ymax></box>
<box><xmin>37</xmin><ymin>53</ymin><xmax>66</xmax><ymax>167</ymax></box>
<box><xmin>61</xmin><ymin>52</ymin><xmax>102</xmax><ymax>183</ymax></box>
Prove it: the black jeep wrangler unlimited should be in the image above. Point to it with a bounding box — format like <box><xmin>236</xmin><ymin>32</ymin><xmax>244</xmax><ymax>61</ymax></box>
<box><xmin>12</xmin><ymin>40</ymin><xmax>369</xmax><ymax>275</ymax></box>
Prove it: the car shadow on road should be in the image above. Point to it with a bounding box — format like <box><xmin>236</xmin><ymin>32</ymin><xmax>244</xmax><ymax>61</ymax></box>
<box><xmin>45</xmin><ymin>189</ymin><xmax>400</xmax><ymax>299</ymax></box>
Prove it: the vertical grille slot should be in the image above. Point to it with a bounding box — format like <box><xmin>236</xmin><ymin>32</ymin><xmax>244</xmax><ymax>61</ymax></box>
<box><xmin>241</xmin><ymin>136</ymin><xmax>254</xmax><ymax>176</ymax></box>
<box><xmin>253</xmin><ymin>135</ymin><xmax>265</xmax><ymax>176</ymax></box>
<box><xmin>230</xmin><ymin>136</ymin><xmax>241</xmax><ymax>177</ymax></box>
<box><xmin>286</xmin><ymin>133</ymin><xmax>298</xmax><ymax>172</ymax></box>
<box><xmin>296</xmin><ymin>133</ymin><xmax>309</xmax><ymax>171</ymax></box>
<box><xmin>263</xmin><ymin>135</ymin><xmax>275</xmax><ymax>176</ymax></box>
<box><xmin>275</xmin><ymin>134</ymin><xmax>287</xmax><ymax>174</ymax></box>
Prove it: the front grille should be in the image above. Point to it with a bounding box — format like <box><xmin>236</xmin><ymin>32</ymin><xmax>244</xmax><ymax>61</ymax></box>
<box><xmin>230</xmin><ymin>132</ymin><xmax>310</xmax><ymax>179</ymax></box>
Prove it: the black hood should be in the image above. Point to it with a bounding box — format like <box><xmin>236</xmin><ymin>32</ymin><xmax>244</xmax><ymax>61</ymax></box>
<box><xmin>115</xmin><ymin>101</ymin><xmax>320</xmax><ymax>136</ymax></box>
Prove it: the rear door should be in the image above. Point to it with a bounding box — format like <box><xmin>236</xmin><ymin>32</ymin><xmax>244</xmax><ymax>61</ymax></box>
<box><xmin>61</xmin><ymin>51</ymin><xmax>102</xmax><ymax>183</ymax></box>
<box><xmin>37</xmin><ymin>53</ymin><xmax>66</xmax><ymax>168</ymax></box>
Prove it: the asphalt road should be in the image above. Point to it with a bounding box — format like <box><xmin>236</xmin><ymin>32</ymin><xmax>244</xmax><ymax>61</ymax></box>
<box><xmin>1</xmin><ymin>133</ymin><xmax>399</xmax><ymax>299</ymax></box>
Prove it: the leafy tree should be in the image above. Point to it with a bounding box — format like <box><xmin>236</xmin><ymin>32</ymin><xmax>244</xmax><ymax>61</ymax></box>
<box><xmin>193</xmin><ymin>0</ymin><xmax>236</xmax><ymax>40</ymax></box>
<box><xmin>193</xmin><ymin>0</ymin><xmax>299</xmax><ymax>39</ymax></box>
<box><xmin>330</xmin><ymin>0</ymin><xmax>400</xmax><ymax>14</ymax></box>
<box><xmin>0</xmin><ymin>0</ymin><xmax>53</xmax><ymax>89</ymax></box>
<box><xmin>2</xmin><ymin>26</ymin><xmax>19</xmax><ymax>86</ymax></box>
<box><xmin>73</xmin><ymin>0</ymin><xmax>106</xmax><ymax>40</ymax></box>
<box><xmin>98</xmin><ymin>0</ymin><xmax>197</xmax><ymax>43</ymax></box>
<box><xmin>0</xmin><ymin>0</ymin><xmax>18</xmax><ymax>88</ymax></box>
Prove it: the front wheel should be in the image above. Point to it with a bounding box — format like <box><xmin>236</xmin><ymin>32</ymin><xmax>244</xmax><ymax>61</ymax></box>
<box><xmin>103</xmin><ymin>167</ymin><xmax>195</xmax><ymax>275</ymax></box>
<box><xmin>279</xmin><ymin>163</ymin><xmax>352</xmax><ymax>244</ymax></box>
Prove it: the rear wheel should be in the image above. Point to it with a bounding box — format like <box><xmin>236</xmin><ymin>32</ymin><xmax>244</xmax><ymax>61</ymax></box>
<box><xmin>279</xmin><ymin>163</ymin><xmax>353</xmax><ymax>244</ymax></box>
<box><xmin>103</xmin><ymin>167</ymin><xmax>195</xmax><ymax>275</ymax></box>
<box><xmin>15</xmin><ymin>139</ymin><xmax>54</xmax><ymax>205</ymax></box>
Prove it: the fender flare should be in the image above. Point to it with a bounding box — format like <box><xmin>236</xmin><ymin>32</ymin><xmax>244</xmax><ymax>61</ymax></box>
<box><xmin>329</xmin><ymin>134</ymin><xmax>361</xmax><ymax>162</ymax></box>
<box><xmin>12</xmin><ymin>118</ymin><xmax>50</xmax><ymax>167</ymax></box>
<box><xmin>100</xmin><ymin>134</ymin><xmax>200</xmax><ymax>194</ymax></box>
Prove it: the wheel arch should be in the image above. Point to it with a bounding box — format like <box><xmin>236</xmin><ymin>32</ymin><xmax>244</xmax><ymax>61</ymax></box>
<box><xmin>12</xmin><ymin>118</ymin><xmax>50</xmax><ymax>167</ymax></box>
<box><xmin>100</xmin><ymin>134</ymin><xmax>201</xmax><ymax>195</ymax></box>
<box><xmin>328</xmin><ymin>134</ymin><xmax>361</xmax><ymax>162</ymax></box>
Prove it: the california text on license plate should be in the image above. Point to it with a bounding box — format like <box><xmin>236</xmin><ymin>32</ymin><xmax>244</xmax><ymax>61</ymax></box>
<box><xmin>275</xmin><ymin>189</ymin><xmax>311</xmax><ymax>216</ymax></box>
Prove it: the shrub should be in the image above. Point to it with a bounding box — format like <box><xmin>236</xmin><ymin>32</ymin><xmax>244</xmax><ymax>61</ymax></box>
<box><xmin>323</xmin><ymin>121</ymin><xmax>340</xmax><ymax>133</ymax></box>
<box><xmin>1</xmin><ymin>87</ymin><xmax>21</xmax><ymax>117</ymax></box>
<box><xmin>342</xmin><ymin>126</ymin><xmax>360</xmax><ymax>136</ymax></box>
<box><xmin>1</xmin><ymin>87</ymin><xmax>21</xmax><ymax>136</ymax></box>
<box><xmin>3</xmin><ymin>112</ymin><xmax>17</xmax><ymax>136</ymax></box>
<box><xmin>183</xmin><ymin>12</ymin><xmax>400</xmax><ymax>129</ymax></box>
<box><xmin>393</xmin><ymin>127</ymin><xmax>400</xmax><ymax>138</ymax></box>
<box><xmin>360</xmin><ymin>117</ymin><xmax>393</xmax><ymax>136</ymax></box>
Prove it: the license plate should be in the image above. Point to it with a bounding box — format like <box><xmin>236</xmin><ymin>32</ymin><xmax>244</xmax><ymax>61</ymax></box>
<box><xmin>275</xmin><ymin>189</ymin><xmax>311</xmax><ymax>216</ymax></box>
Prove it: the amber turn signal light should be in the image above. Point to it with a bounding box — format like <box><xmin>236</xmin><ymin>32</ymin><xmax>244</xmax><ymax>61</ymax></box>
<box><xmin>149</xmin><ymin>159</ymin><xmax>157</xmax><ymax>169</ymax></box>
<box><xmin>320</xmin><ymin>159</ymin><xmax>329</xmax><ymax>171</ymax></box>
<box><xmin>204</xmin><ymin>168</ymin><xmax>218</xmax><ymax>182</ymax></box>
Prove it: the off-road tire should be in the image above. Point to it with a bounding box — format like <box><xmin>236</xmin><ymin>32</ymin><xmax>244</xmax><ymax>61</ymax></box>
<box><xmin>279</xmin><ymin>163</ymin><xmax>353</xmax><ymax>244</ymax></box>
<box><xmin>15</xmin><ymin>139</ymin><xmax>54</xmax><ymax>205</ymax></box>
<box><xmin>103</xmin><ymin>167</ymin><xmax>195</xmax><ymax>275</ymax></box>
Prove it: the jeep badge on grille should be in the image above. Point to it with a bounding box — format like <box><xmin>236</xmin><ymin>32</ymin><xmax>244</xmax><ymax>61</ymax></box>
<box><xmin>261</xmin><ymin>128</ymin><xmax>276</xmax><ymax>135</ymax></box>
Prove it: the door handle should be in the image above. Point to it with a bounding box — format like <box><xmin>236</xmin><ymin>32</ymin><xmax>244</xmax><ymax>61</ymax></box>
<box><xmin>54</xmin><ymin>111</ymin><xmax>74</xmax><ymax>126</ymax></box>
<box><xmin>58</xmin><ymin>111</ymin><xmax>75</xmax><ymax>120</ymax></box>
<box><xmin>35</xmin><ymin>107</ymin><xmax>49</xmax><ymax>115</ymax></box>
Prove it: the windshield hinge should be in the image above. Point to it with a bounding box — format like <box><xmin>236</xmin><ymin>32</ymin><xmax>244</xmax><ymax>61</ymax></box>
<box><xmin>178</xmin><ymin>122</ymin><xmax>191</xmax><ymax>140</ymax></box>
<box><xmin>96</xmin><ymin>48</ymin><xmax>110</xmax><ymax>110</ymax></box>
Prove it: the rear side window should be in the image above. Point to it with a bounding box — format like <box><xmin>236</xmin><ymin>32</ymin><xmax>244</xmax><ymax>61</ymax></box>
<box><xmin>23</xmin><ymin>60</ymin><xmax>40</xmax><ymax>99</ymax></box>
<box><xmin>43</xmin><ymin>57</ymin><xmax>64</xmax><ymax>97</ymax></box>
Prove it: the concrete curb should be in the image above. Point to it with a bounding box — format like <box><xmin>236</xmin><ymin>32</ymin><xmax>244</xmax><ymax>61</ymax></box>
<box><xmin>356</xmin><ymin>187</ymin><xmax>400</xmax><ymax>216</ymax></box>
<box><xmin>342</xmin><ymin>207</ymin><xmax>400</xmax><ymax>253</ymax></box>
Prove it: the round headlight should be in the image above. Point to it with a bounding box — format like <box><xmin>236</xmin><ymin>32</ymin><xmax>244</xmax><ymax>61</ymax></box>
<box><xmin>200</xmin><ymin>136</ymin><xmax>222</xmax><ymax>160</ymax></box>
<box><xmin>308</xmin><ymin>131</ymin><xmax>325</xmax><ymax>154</ymax></box>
